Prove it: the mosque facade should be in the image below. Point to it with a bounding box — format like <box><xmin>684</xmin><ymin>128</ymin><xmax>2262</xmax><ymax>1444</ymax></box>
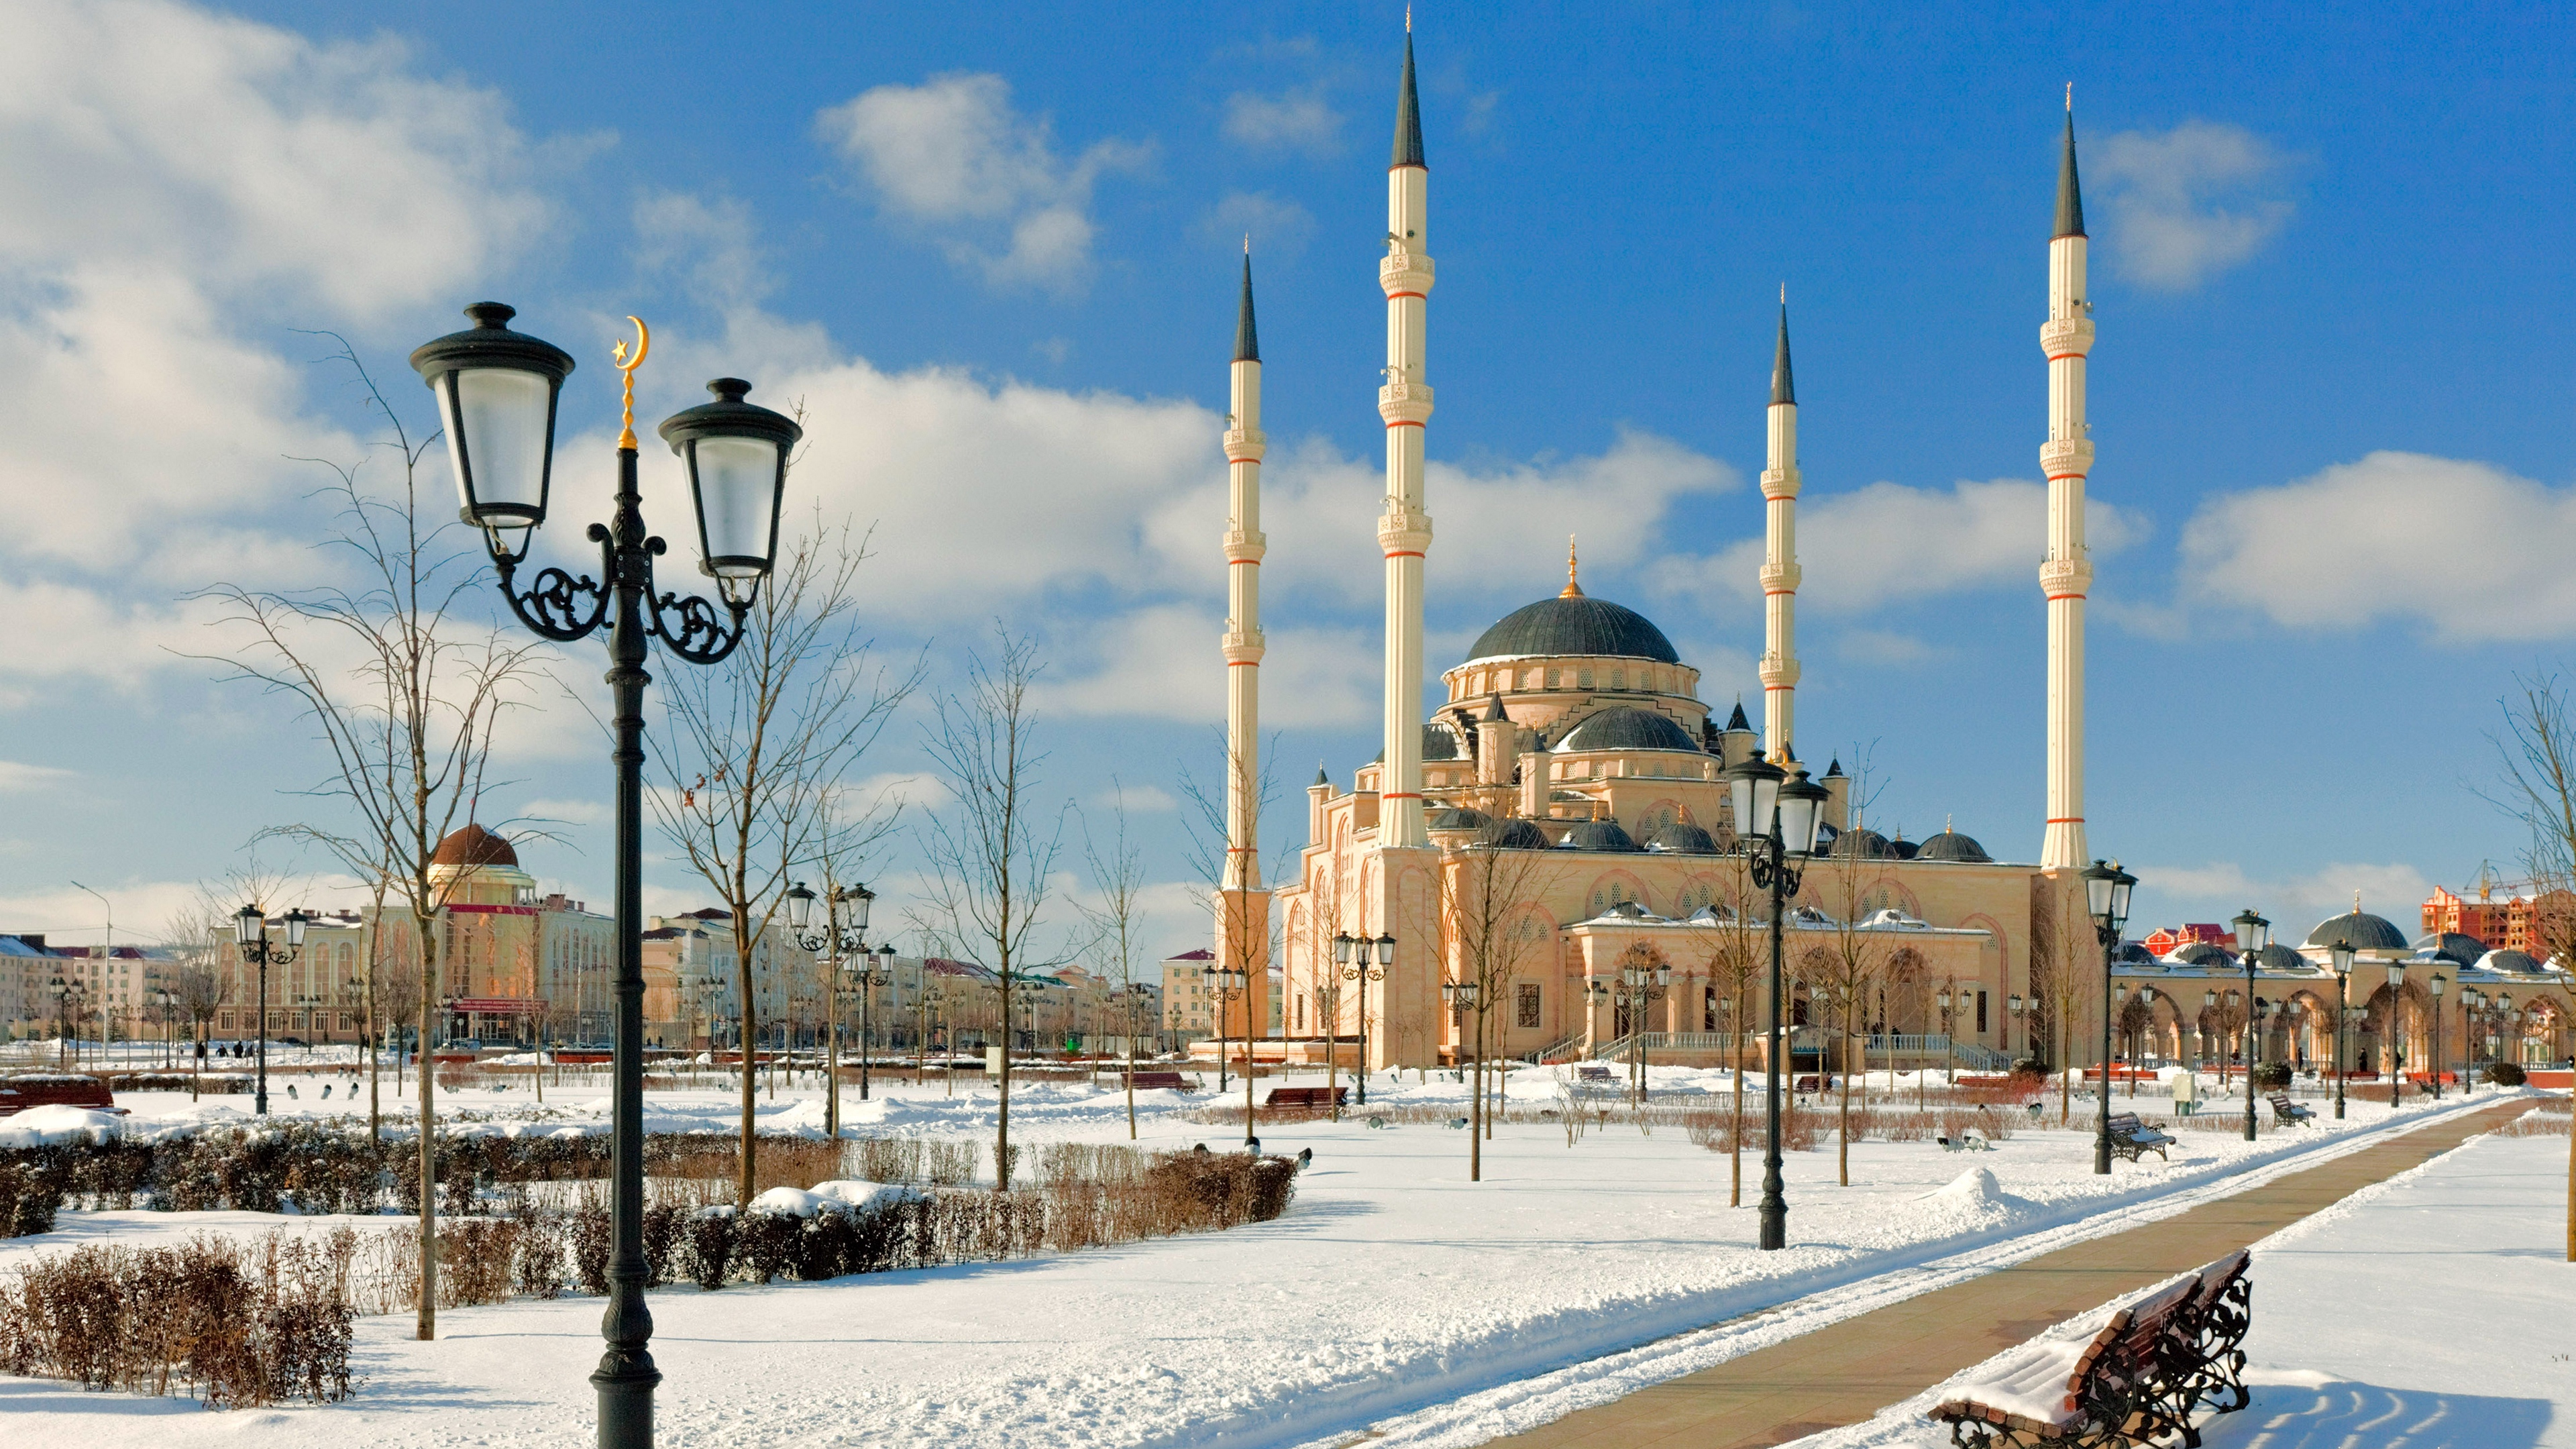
<box><xmin>1225</xmin><ymin>30</ymin><xmax>2575</xmax><ymax>1080</ymax></box>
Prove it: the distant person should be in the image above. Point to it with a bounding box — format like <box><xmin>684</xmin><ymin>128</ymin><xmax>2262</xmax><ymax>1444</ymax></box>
<box><xmin>286</xmin><ymin>1084</ymin><xmax>299</xmax><ymax>1100</ymax></box>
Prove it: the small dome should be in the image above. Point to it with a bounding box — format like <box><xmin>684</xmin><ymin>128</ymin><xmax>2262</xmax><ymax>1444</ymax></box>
<box><xmin>431</xmin><ymin>823</ymin><xmax>519</xmax><ymax>869</ymax></box>
<box><xmin>1426</xmin><ymin>806</ymin><xmax>1492</xmax><ymax>833</ymax></box>
<box><xmin>1557</xmin><ymin>819</ymin><xmax>1642</xmax><ymax>853</ymax></box>
<box><xmin>1888</xmin><ymin>837</ymin><xmax>1920</xmax><ymax>861</ymax></box>
<box><xmin>2168</xmin><ymin>941</ymin><xmax>2232</xmax><ymax>965</ymax></box>
<box><xmin>2113</xmin><ymin>941</ymin><xmax>2157</xmax><ymax>965</ymax></box>
<box><xmin>1481</xmin><ymin>819</ymin><xmax>1552</xmax><ymax>850</ymax></box>
<box><xmin>2255</xmin><ymin>943</ymin><xmax>2308</xmax><ymax>971</ymax></box>
<box><xmin>1466</xmin><ymin>596</ymin><xmax>1679</xmax><ymax>665</ymax></box>
<box><xmin>1644</xmin><ymin>821</ymin><xmax>1717</xmax><ymax>853</ymax></box>
<box><xmin>1552</xmin><ymin>707</ymin><xmax>1701</xmax><ymax>754</ymax></box>
<box><xmin>2412</xmin><ymin>931</ymin><xmax>2489</xmax><ymax>966</ymax></box>
<box><xmin>2477</xmin><ymin>949</ymin><xmax>2545</xmax><ymax>974</ymax></box>
<box><xmin>1915</xmin><ymin>829</ymin><xmax>1991</xmax><ymax>863</ymax></box>
<box><xmin>1375</xmin><ymin>723</ymin><xmax>1461</xmax><ymax>765</ymax></box>
<box><xmin>2303</xmin><ymin>910</ymin><xmax>2409</xmax><ymax>953</ymax></box>
<box><xmin>1829</xmin><ymin>827</ymin><xmax>1892</xmax><ymax>859</ymax></box>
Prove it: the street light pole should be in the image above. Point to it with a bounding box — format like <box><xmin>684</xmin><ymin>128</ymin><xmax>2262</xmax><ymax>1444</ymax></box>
<box><xmin>2231</xmin><ymin>908</ymin><xmax>2269</xmax><ymax>1142</ymax></box>
<box><xmin>1722</xmin><ymin>753</ymin><xmax>1829</xmax><ymax>1251</ymax></box>
<box><xmin>2429</xmin><ymin>972</ymin><xmax>2447</xmax><ymax>1101</ymax></box>
<box><xmin>1332</xmin><ymin>933</ymin><xmax>1391</xmax><ymax>1107</ymax></box>
<box><xmin>232</xmin><ymin>906</ymin><xmax>310</xmax><ymax>1116</ymax></box>
<box><xmin>415</xmin><ymin>303</ymin><xmax>799</xmax><ymax>1449</ymax></box>
<box><xmin>2082</xmin><ymin>860</ymin><xmax>2138</xmax><ymax>1176</ymax></box>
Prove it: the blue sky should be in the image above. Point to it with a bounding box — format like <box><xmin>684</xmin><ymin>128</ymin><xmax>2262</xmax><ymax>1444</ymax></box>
<box><xmin>1</xmin><ymin>0</ymin><xmax>2571</xmax><ymax>958</ymax></box>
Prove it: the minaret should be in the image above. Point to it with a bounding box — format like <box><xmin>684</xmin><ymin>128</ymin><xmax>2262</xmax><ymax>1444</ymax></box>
<box><xmin>1220</xmin><ymin>245</ymin><xmax>1271</xmax><ymax>1039</ymax></box>
<box><xmin>1758</xmin><ymin>296</ymin><xmax>1803</xmax><ymax>762</ymax></box>
<box><xmin>2039</xmin><ymin>91</ymin><xmax>2094</xmax><ymax>870</ymax></box>
<box><xmin>1377</xmin><ymin>23</ymin><xmax>1435</xmax><ymax>849</ymax></box>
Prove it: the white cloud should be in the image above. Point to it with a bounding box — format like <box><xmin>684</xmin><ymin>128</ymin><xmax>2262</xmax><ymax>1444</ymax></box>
<box><xmin>520</xmin><ymin>797</ymin><xmax>610</xmax><ymax>827</ymax></box>
<box><xmin>847</xmin><ymin>771</ymin><xmax>952</xmax><ymax>815</ymax></box>
<box><xmin>1836</xmin><ymin>629</ymin><xmax>1949</xmax><ymax>667</ymax></box>
<box><xmin>1656</xmin><ymin>478</ymin><xmax>2148</xmax><ymax>614</ymax></box>
<box><xmin>0</xmin><ymin>760</ymin><xmax>74</xmax><ymax>792</ymax></box>
<box><xmin>816</xmin><ymin>72</ymin><xmax>1150</xmax><ymax>295</ymax></box>
<box><xmin>1224</xmin><ymin>87</ymin><xmax>1341</xmax><ymax>153</ymax></box>
<box><xmin>2182</xmin><ymin>451</ymin><xmax>2576</xmax><ymax>640</ymax></box>
<box><xmin>2092</xmin><ymin>121</ymin><xmax>2293</xmax><ymax>290</ymax></box>
<box><xmin>1030</xmin><ymin>605</ymin><xmax>1380</xmax><ymax>728</ymax></box>
<box><xmin>2135</xmin><ymin>859</ymin><xmax>2433</xmax><ymax>943</ymax></box>
<box><xmin>1201</xmin><ymin>191</ymin><xmax>1316</xmax><ymax>260</ymax></box>
<box><xmin>1089</xmin><ymin>783</ymin><xmax>1176</xmax><ymax>814</ymax></box>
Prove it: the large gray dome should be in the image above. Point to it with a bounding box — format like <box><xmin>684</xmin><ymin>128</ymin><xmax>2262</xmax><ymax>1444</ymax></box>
<box><xmin>1915</xmin><ymin>829</ymin><xmax>1991</xmax><ymax>863</ymax></box>
<box><xmin>1554</xmin><ymin>706</ymin><xmax>1699</xmax><ymax>754</ymax></box>
<box><xmin>1426</xmin><ymin>806</ymin><xmax>1491</xmax><ymax>833</ymax></box>
<box><xmin>2412</xmin><ymin>931</ymin><xmax>2489</xmax><ymax>965</ymax></box>
<box><xmin>2477</xmin><ymin>949</ymin><xmax>2545</xmax><ymax>974</ymax></box>
<box><xmin>1644</xmin><ymin>821</ymin><xmax>1717</xmax><ymax>853</ymax></box>
<box><xmin>1481</xmin><ymin>819</ymin><xmax>1551</xmax><ymax>850</ymax></box>
<box><xmin>1829</xmin><ymin>827</ymin><xmax>1893</xmax><ymax>859</ymax></box>
<box><xmin>1466</xmin><ymin>596</ymin><xmax>1678</xmax><ymax>665</ymax></box>
<box><xmin>2304</xmin><ymin>910</ymin><xmax>2408</xmax><ymax>953</ymax></box>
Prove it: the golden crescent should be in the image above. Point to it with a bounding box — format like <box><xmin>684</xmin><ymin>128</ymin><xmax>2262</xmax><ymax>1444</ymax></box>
<box><xmin>619</xmin><ymin>315</ymin><xmax>651</xmax><ymax>372</ymax></box>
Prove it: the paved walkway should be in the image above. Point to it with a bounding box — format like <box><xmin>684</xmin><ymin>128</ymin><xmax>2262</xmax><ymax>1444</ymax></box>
<box><xmin>1481</xmin><ymin>1100</ymin><xmax>2528</xmax><ymax>1449</ymax></box>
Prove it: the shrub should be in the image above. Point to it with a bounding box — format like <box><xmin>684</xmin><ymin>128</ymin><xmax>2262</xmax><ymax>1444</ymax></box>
<box><xmin>2251</xmin><ymin>1063</ymin><xmax>2294</xmax><ymax>1089</ymax></box>
<box><xmin>2489</xmin><ymin>1062</ymin><xmax>2528</xmax><ymax>1087</ymax></box>
<box><xmin>685</xmin><ymin>1210</ymin><xmax>737</xmax><ymax>1290</ymax></box>
<box><xmin>0</xmin><ymin>1165</ymin><xmax>56</xmax><ymax>1237</ymax></box>
<box><xmin>570</xmin><ymin>1207</ymin><xmax>613</xmax><ymax>1296</ymax></box>
<box><xmin>735</xmin><ymin>1210</ymin><xmax>800</xmax><ymax>1284</ymax></box>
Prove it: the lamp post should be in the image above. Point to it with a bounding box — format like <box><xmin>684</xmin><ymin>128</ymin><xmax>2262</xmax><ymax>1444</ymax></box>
<box><xmin>2385</xmin><ymin>958</ymin><xmax>2408</xmax><ymax>1102</ymax></box>
<box><xmin>786</xmin><ymin>881</ymin><xmax>879</xmax><ymax>1134</ymax></box>
<box><xmin>2231</xmin><ymin>908</ymin><xmax>2269</xmax><ymax>1141</ymax></box>
<box><xmin>855</xmin><ymin>945</ymin><xmax>893</xmax><ymax>1100</ymax></box>
<box><xmin>2009</xmin><ymin>993</ymin><xmax>2025</xmax><ymax>1059</ymax></box>
<box><xmin>2428</xmin><ymin>972</ymin><xmax>2446</xmax><ymax>1101</ymax></box>
<box><xmin>1722</xmin><ymin>752</ymin><xmax>1830</xmax><ymax>1251</ymax></box>
<box><xmin>1442</xmin><ymin>976</ymin><xmax>1485</xmax><ymax>1177</ymax></box>
<box><xmin>2136</xmin><ymin>984</ymin><xmax>2157</xmax><ymax>1089</ymax></box>
<box><xmin>414</xmin><ymin>303</ymin><xmax>798</xmax><ymax>1449</ymax></box>
<box><xmin>1213</xmin><ymin>964</ymin><xmax>1250</xmax><ymax>1134</ymax></box>
<box><xmin>2080</xmin><ymin>860</ymin><xmax>2138</xmax><ymax>1175</ymax></box>
<box><xmin>1332</xmin><ymin>932</ymin><xmax>1391</xmax><ymax>1106</ymax></box>
<box><xmin>1607</xmin><ymin>959</ymin><xmax>1672</xmax><ymax>1108</ymax></box>
<box><xmin>233</xmin><ymin>906</ymin><xmax>311</xmax><ymax>1116</ymax></box>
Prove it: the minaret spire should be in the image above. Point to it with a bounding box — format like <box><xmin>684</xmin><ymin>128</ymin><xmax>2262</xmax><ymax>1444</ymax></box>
<box><xmin>1560</xmin><ymin>535</ymin><xmax>1582</xmax><ymax>598</ymax></box>
<box><xmin>1376</xmin><ymin>22</ymin><xmax>1435</xmax><ymax>850</ymax></box>
<box><xmin>1219</xmin><ymin>248</ymin><xmax>1273</xmax><ymax>1039</ymax></box>
<box><xmin>2039</xmin><ymin>93</ymin><xmax>2094</xmax><ymax>870</ymax></box>
<box><xmin>1758</xmin><ymin>298</ymin><xmax>1803</xmax><ymax>761</ymax></box>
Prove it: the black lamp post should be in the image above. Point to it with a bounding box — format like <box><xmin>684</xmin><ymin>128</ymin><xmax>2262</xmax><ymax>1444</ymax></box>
<box><xmin>786</xmin><ymin>881</ymin><xmax>879</xmax><ymax>1133</ymax></box>
<box><xmin>1722</xmin><ymin>751</ymin><xmax>1829</xmax><ymax>1250</ymax></box>
<box><xmin>1616</xmin><ymin>959</ymin><xmax>1671</xmax><ymax>1107</ymax></box>
<box><xmin>2231</xmin><ymin>908</ymin><xmax>2269</xmax><ymax>1141</ymax></box>
<box><xmin>857</xmin><ymin>944</ymin><xmax>894</xmax><ymax>1099</ymax></box>
<box><xmin>233</xmin><ymin>905</ymin><xmax>311</xmax><ymax>1116</ymax></box>
<box><xmin>2428</xmin><ymin>973</ymin><xmax>2446</xmax><ymax>1100</ymax></box>
<box><xmin>2328</xmin><ymin>936</ymin><xmax>2356</xmax><ymax>1118</ymax></box>
<box><xmin>414</xmin><ymin>303</ymin><xmax>798</xmax><ymax>1449</ymax></box>
<box><xmin>2385</xmin><ymin>958</ymin><xmax>2408</xmax><ymax>1099</ymax></box>
<box><xmin>1332</xmin><ymin>932</ymin><xmax>1391</xmax><ymax>1106</ymax></box>
<box><xmin>2080</xmin><ymin>860</ymin><xmax>2137</xmax><ymax>1175</ymax></box>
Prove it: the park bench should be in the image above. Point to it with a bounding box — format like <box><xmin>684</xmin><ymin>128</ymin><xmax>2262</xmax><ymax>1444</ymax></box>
<box><xmin>2266</xmin><ymin>1093</ymin><xmax>2315</xmax><ymax>1126</ymax></box>
<box><xmin>1124</xmin><ymin>1070</ymin><xmax>1193</xmax><ymax>1091</ymax></box>
<box><xmin>1929</xmin><ymin>1247</ymin><xmax>2252</xmax><ymax>1448</ymax></box>
<box><xmin>2104</xmin><ymin>1112</ymin><xmax>2172</xmax><ymax>1163</ymax></box>
<box><xmin>1574</xmin><ymin>1063</ymin><xmax>1615</xmax><ymax>1081</ymax></box>
<box><xmin>0</xmin><ymin>1073</ymin><xmax>117</xmax><ymax>1117</ymax></box>
<box><xmin>1264</xmin><ymin>1085</ymin><xmax>1346</xmax><ymax>1112</ymax></box>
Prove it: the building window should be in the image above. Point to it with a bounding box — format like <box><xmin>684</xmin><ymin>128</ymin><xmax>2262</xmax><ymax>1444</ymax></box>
<box><xmin>219</xmin><ymin>1012</ymin><xmax>234</xmax><ymax>1030</ymax></box>
<box><xmin>1976</xmin><ymin>991</ymin><xmax>1988</xmax><ymax>1034</ymax></box>
<box><xmin>1704</xmin><ymin>985</ymin><xmax>1719</xmax><ymax>1032</ymax></box>
<box><xmin>1516</xmin><ymin>983</ymin><xmax>1541</xmax><ymax>1029</ymax></box>
<box><xmin>1611</xmin><ymin>667</ymin><xmax>1625</xmax><ymax>690</ymax></box>
<box><xmin>1578</xmin><ymin>668</ymin><xmax>1593</xmax><ymax>690</ymax></box>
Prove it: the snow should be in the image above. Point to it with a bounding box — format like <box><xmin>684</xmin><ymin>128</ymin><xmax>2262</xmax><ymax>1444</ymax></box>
<box><xmin>0</xmin><ymin>1068</ymin><xmax>2532</xmax><ymax>1448</ymax></box>
<box><xmin>0</xmin><ymin>1103</ymin><xmax>129</xmax><ymax>1146</ymax></box>
<box><xmin>1742</xmin><ymin>1115</ymin><xmax>2576</xmax><ymax>1448</ymax></box>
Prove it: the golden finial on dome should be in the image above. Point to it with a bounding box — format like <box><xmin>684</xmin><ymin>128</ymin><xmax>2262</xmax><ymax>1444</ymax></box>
<box><xmin>1560</xmin><ymin>535</ymin><xmax>1582</xmax><ymax>598</ymax></box>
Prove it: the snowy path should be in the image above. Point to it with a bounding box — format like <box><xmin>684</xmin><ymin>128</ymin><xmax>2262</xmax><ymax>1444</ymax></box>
<box><xmin>0</xmin><ymin>1077</ymin><xmax>2516</xmax><ymax>1448</ymax></box>
<box><xmin>1742</xmin><ymin>1114</ymin><xmax>2575</xmax><ymax>1448</ymax></box>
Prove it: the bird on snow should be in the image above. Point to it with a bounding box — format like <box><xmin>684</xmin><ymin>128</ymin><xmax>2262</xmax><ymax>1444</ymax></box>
<box><xmin>1246</xmin><ymin>1136</ymin><xmax>1261</xmax><ymax>1155</ymax></box>
<box><xmin>1295</xmin><ymin>1147</ymin><xmax>1313</xmax><ymax>1171</ymax></box>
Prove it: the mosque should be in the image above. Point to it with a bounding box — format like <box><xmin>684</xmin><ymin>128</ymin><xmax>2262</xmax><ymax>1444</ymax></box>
<box><xmin>1210</xmin><ymin>30</ymin><xmax>2573</xmax><ymax>1081</ymax></box>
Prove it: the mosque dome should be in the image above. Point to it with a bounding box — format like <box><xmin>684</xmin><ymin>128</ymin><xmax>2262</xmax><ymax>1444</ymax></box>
<box><xmin>2255</xmin><ymin>943</ymin><xmax>2309</xmax><ymax>971</ymax></box>
<box><xmin>2302</xmin><ymin>909</ymin><xmax>2408</xmax><ymax>953</ymax></box>
<box><xmin>1481</xmin><ymin>819</ymin><xmax>1552</xmax><ymax>850</ymax></box>
<box><xmin>1426</xmin><ymin>806</ymin><xmax>1492</xmax><ymax>833</ymax></box>
<box><xmin>1465</xmin><ymin>596</ymin><xmax>1678</xmax><ymax>666</ymax></box>
<box><xmin>2477</xmin><ymin>949</ymin><xmax>2545</xmax><ymax>974</ymax></box>
<box><xmin>430</xmin><ymin>822</ymin><xmax>519</xmax><ymax>869</ymax></box>
<box><xmin>2112</xmin><ymin>941</ymin><xmax>2157</xmax><ymax>965</ymax></box>
<box><xmin>1557</xmin><ymin>819</ymin><xmax>1643</xmax><ymax>853</ymax></box>
<box><xmin>1644</xmin><ymin>821</ymin><xmax>1718</xmax><ymax>853</ymax></box>
<box><xmin>1375</xmin><ymin>723</ymin><xmax>1462</xmax><ymax>764</ymax></box>
<box><xmin>1915</xmin><ymin>828</ymin><xmax>1991</xmax><ymax>863</ymax></box>
<box><xmin>2411</xmin><ymin>931</ymin><xmax>2489</xmax><ymax>966</ymax></box>
<box><xmin>1553</xmin><ymin>706</ymin><xmax>1700</xmax><ymax>754</ymax></box>
<box><xmin>1829</xmin><ymin>827</ymin><xmax>1893</xmax><ymax>859</ymax></box>
<box><xmin>1888</xmin><ymin>837</ymin><xmax>1921</xmax><ymax>860</ymax></box>
<box><xmin>2168</xmin><ymin>941</ymin><xmax>2231</xmax><ymax>965</ymax></box>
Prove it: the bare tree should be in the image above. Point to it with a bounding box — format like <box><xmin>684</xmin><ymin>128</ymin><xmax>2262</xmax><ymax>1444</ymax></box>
<box><xmin>1435</xmin><ymin>831</ymin><xmax>1553</xmax><ymax>1180</ymax></box>
<box><xmin>1178</xmin><ymin>727</ymin><xmax>1287</xmax><ymax>1140</ymax></box>
<box><xmin>194</xmin><ymin>341</ymin><xmax>544</xmax><ymax>1342</ymax></box>
<box><xmin>378</xmin><ymin>954</ymin><xmax>422</xmax><ymax>1093</ymax></box>
<box><xmin>2029</xmin><ymin>878</ymin><xmax>2092</xmax><ymax>1126</ymax></box>
<box><xmin>160</xmin><ymin>894</ymin><xmax>231</xmax><ymax>1102</ymax></box>
<box><xmin>1078</xmin><ymin>782</ymin><xmax>1150</xmax><ymax>1139</ymax></box>
<box><xmin>2488</xmin><ymin>673</ymin><xmax>2576</xmax><ymax>1259</ymax></box>
<box><xmin>652</xmin><ymin>513</ymin><xmax>912</xmax><ymax>1208</ymax></box>
<box><xmin>916</xmin><ymin>628</ymin><xmax>1063</xmax><ymax>1189</ymax></box>
<box><xmin>1686</xmin><ymin>855</ymin><xmax>1768</xmax><ymax>1207</ymax></box>
<box><xmin>1811</xmin><ymin>867</ymin><xmax>1891</xmax><ymax>1187</ymax></box>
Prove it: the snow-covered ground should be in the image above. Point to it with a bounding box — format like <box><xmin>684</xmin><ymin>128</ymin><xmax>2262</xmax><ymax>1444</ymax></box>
<box><xmin>0</xmin><ymin>1065</ymin><xmax>2518</xmax><ymax>1446</ymax></box>
<box><xmin>1784</xmin><ymin>1115</ymin><xmax>2576</xmax><ymax>1448</ymax></box>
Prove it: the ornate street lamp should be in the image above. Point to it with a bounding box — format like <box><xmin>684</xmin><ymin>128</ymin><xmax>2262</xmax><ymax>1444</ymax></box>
<box><xmin>2429</xmin><ymin>972</ymin><xmax>2447</xmax><ymax>1102</ymax></box>
<box><xmin>1723</xmin><ymin>752</ymin><xmax>1829</xmax><ymax>1250</ymax></box>
<box><xmin>414</xmin><ymin>303</ymin><xmax>798</xmax><ymax>1449</ymax></box>
<box><xmin>233</xmin><ymin>905</ymin><xmax>311</xmax><ymax>1116</ymax></box>
<box><xmin>2081</xmin><ymin>860</ymin><xmax>2137</xmax><ymax>1175</ymax></box>
<box><xmin>2385</xmin><ymin>956</ymin><xmax>2408</xmax><ymax>1099</ymax></box>
<box><xmin>1615</xmin><ymin>959</ymin><xmax>1672</xmax><ymax>1106</ymax></box>
<box><xmin>1332</xmin><ymin>932</ymin><xmax>1391</xmax><ymax>1106</ymax></box>
<box><xmin>2231</xmin><ymin>908</ymin><xmax>2270</xmax><ymax>1141</ymax></box>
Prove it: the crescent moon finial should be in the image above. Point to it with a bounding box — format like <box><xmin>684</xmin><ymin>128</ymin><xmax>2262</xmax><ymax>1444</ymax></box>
<box><xmin>615</xmin><ymin>314</ymin><xmax>650</xmax><ymax>449</ymax></box>
<box><xmin>619</xmin><ymin>315</ymin><xmax>651</xmax><ymax>373</ymax></box>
